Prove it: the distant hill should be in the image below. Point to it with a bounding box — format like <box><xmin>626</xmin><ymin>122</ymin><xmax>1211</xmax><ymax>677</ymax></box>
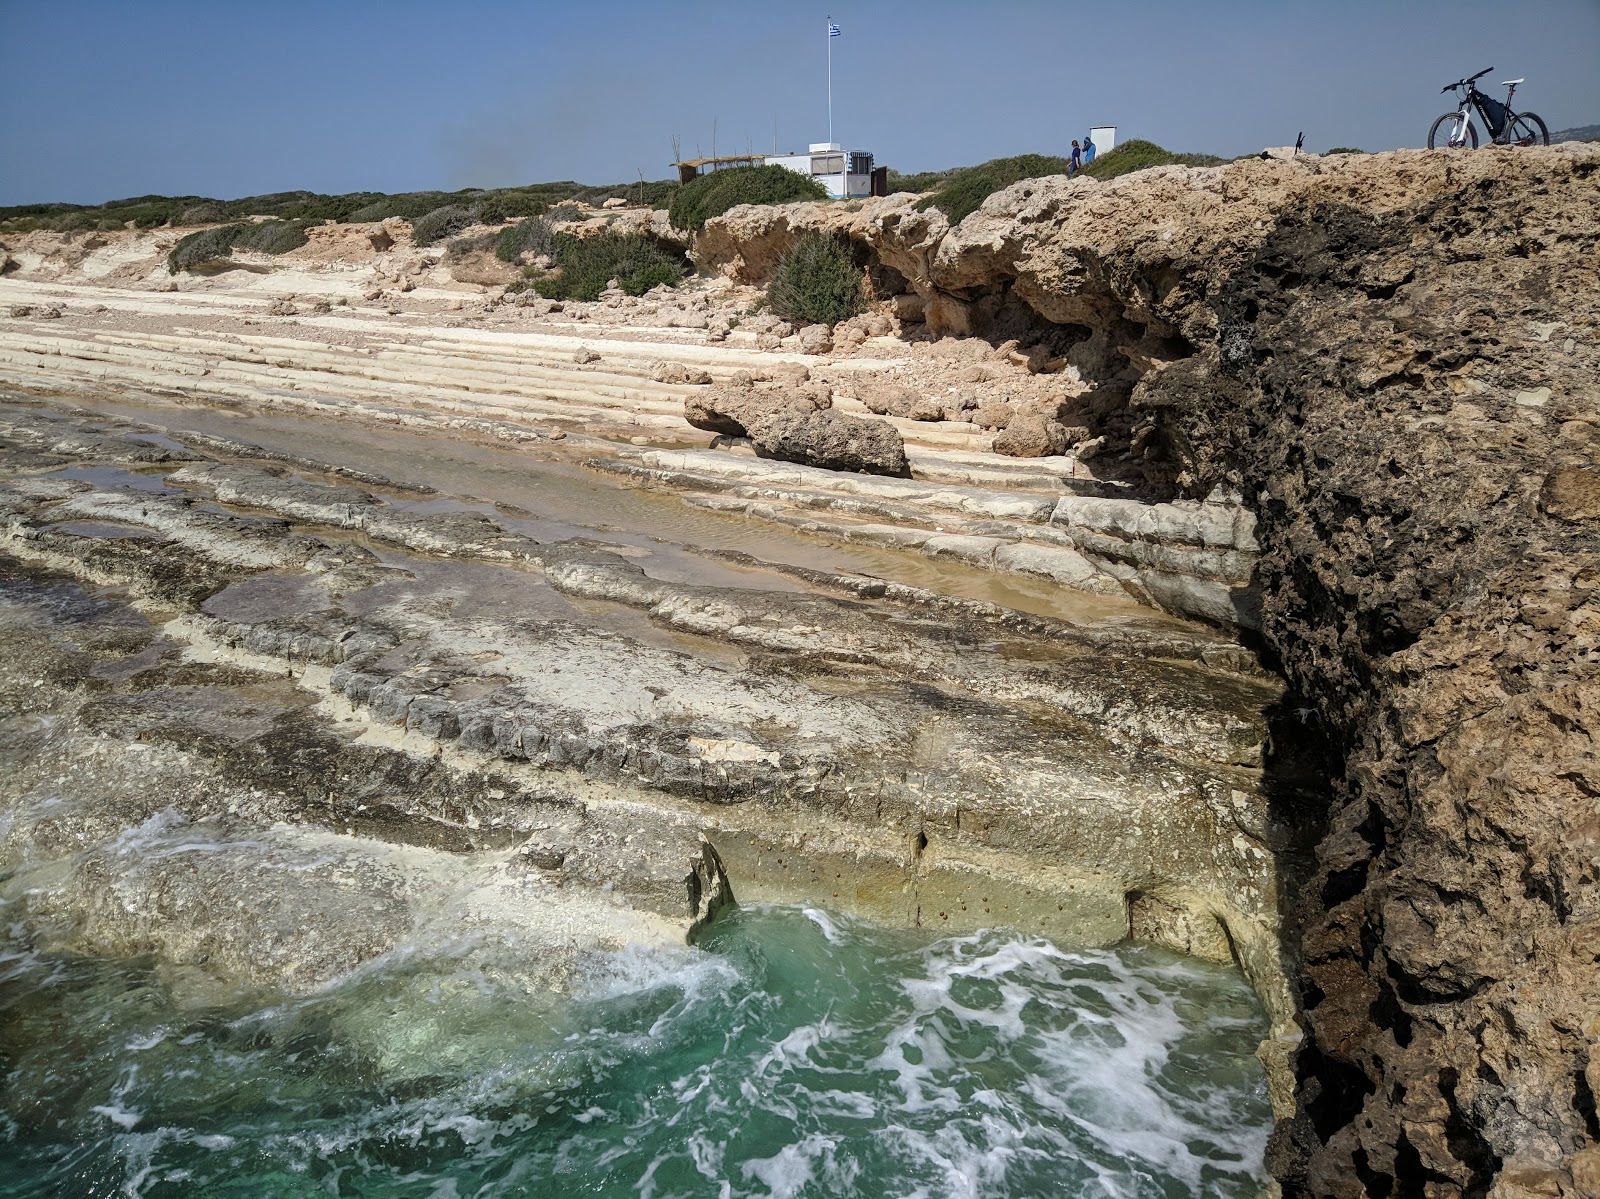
<box><xmin>1551</xmin><ymin>123</ymin><xmax>1600</xmax><ymax>143</ymax></box>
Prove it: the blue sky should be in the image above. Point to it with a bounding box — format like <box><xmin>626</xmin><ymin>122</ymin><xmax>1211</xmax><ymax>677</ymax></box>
<box><xmin>2</xmin><ymin>0</ymin><xmax>1597</xmax><ymax>206</ymax></box>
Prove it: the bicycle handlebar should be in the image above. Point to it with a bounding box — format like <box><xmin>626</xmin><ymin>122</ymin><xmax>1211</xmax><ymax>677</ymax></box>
<box><xmin>1443</xmin><ymin>66</ymin><xmax>1494</xmax><ymax>92</ymax></box>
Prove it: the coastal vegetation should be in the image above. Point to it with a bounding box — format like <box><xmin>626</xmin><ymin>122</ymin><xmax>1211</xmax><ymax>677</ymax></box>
<box><xmin>767</xmin><ymin>233</ymin><xmax>866</xmax><ymax>325</ymax></box>
<box><xmin>494</xmin><ymin>214</ymin><xmax>556</xmax><ymax>263</ymax></box>
<box><xmin>0</xmin><ymin>178</ymin><xmax>679</xmax><ymax>235</ymax></box>
<box><xmin>166</xmin><ymin>219</ymin><xmax>313</xmax><ymax>272</ymax></box>
<box><xmin>914</xmin><ymin>154</ymin><xmax>1069</xmax><ymax>222</ymax></box>
<box><xmin>1077</xmin><ymin>139</ymin><xmax>1226</xmax><ymax>179</ymax></box>
<box><xmin>906</xmin><ymin>142</ymin><xmax>1228</xmax><ymax>223</ymax></box>
<box><xmin>5</xmin><ymin>139</ymin><xmax>1266</xmax><ymax>243</ymax></box>
<box><xmin>667</xmin><ymin>165</ymin><xmax>828</xmax><ymax>233</ymax></box>
<box><xmin>518</xmin><ymin>232</ymin><xmax>686</xmax><ymax>301</ymax></box>
<box><xmin>409</xmin><ymin>204</ymin><xmax>478</xmax><ymax>248</ymax></box>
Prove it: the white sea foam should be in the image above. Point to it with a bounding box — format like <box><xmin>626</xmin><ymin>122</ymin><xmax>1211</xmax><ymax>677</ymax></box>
<box><xmin>800</xmin><ymin>907</ymin><xmax>845</xmax><ymax>944</ymax></box>
<box><xmin>9</xmin><ymin>904</ymin><xmax>1268</xmax><ymax>1198</ymax></box>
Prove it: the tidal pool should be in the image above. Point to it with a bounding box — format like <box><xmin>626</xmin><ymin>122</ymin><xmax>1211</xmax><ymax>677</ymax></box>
<box><xmin>0</xmin><ymin>905</ymin><xmax>1271</xmax><ymax>1198</ymax></box>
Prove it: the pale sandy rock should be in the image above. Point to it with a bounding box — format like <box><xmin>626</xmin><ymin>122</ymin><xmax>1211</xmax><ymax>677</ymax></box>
<box><xmin>651</xmin><ymin>361</ymin><xmax>713</xmax><ymax>385</ymax></box>
<box><xmin>856</xmin><ymin>383</ymin><xmax>943</xmax><ymax>422</ymax></box>
<box><xmin>797</xmin><ymin>324</ymin><xmax>833</xmax><ymax>355</ymax></box>
<box><xmin>993</xmin><ymin>412</ymin><xmax>1069</xmax><ymax>457</ymax></box>
<box><xmin>971</xmin><ymin>399</ymin><xmax>1014</xmax><ymax>430</ymax></box>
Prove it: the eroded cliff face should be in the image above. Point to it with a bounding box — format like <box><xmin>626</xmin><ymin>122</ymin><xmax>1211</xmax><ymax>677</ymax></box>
<box><xmin>700</xmin><ymin>146</ymin><xmax>1600</xmax><ymax>1195</ymax></box>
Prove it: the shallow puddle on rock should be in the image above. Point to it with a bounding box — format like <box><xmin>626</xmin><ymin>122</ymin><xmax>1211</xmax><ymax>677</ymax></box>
<box><xmin>45</xmin><ymin>465</ymin><xmax>177</xmax><ymax>494</ymax></box>
<box><xmin>201</xmin><ymin>573</ymin><xmax>335</xmax><ymax>623</ymax></box>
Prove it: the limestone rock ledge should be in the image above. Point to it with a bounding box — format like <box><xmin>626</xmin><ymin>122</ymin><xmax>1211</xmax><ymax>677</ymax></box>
<box><xmin>706</xmin><ymin>144</ymin><xmax>1600</xmax><ymax>1198</ymax></box>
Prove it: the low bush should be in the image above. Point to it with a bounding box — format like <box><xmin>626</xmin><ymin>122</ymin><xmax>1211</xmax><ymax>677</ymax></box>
<box><xmin>410</xmin><ymin>204</ymin><xmax>479</xmax><ymax>247</ymax></box>
<box><xmin>884</xmin><ymin>167</ymin><xmax>958</xmax><ymax>194</ymax></box>
<box><xmin>347</xmin><ymin>193</ymin><xmax>451</xmax><ymax>224</ymax></box>
<box><xmin>533</xmin><ymin>232</ymin><xmax>685</xmax><ymax>301</ymax></box>
<box><xmin>1323</xmin><ymin>146</ymin><xmax>1366</xmax><ymax>155</ymax></box>
<box><xmin>179</xmin><ymin>203</ymin><xmax>229</xmax><ymax>225</ymax></box>
<box><xmin>476</xmin><ymin>191</ymin><xmax>546</xmax><ymax>224</ymax></box>
<box><xmin>167</xmin><ymin>224</ymin><xmax>247</xmax><ymax>272</ymax></box>
<box><xmin>444</xmin><ymin>231</ymin><xmax>500</xmax><ymax>263</ymax></box>
<box><xmin>166</xmin><ymin>219</ymin><xmax>312</xmax><ymax>271</ymax></box>
<box><xmin>494</xmin><ymin>214</ymin><xmax>555</xmax><ymax>263</ymax></box>
<box><xmin>1078</xmin><ymin>139</ymin><xmax>1224</xmax><ymax>181</ymax></box>
<box><xmin>667</xmin><ymin>165</ymin><xmax>827</xmax><ymax>232</ymax></box>
<box><xmin>767</xmin><ymin>232</ymin><xmax>865</xmax><ymax>326</ymax></box>
<box><xmin>545</xmin><ymin>203</ymin><xmax>585</xmax><ymax>224</ymax></box>
<box><xmin>232</xmin><ymin>219</ymin><xmax>312</xmax><ymax>255</ymax></box>
<box><xmin>915</xmin><ymin>154</ymin><xmax>1069</xmax><ymax>223</ymax></box>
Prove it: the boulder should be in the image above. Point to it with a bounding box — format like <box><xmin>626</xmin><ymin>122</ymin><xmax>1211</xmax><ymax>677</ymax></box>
<box><xmin>856</xmin><ymin>383</ymin><xmax>945</xmax><ymax>422</ymax></box>
<box><xmin>573</xmin><ymin>346</ymin><xmax>600</xmax><ymax>364</ymax></box>
<box><xmin>797</xmin><ymin>324</ymin><xmax>834</xmax><ymax>355</ymax></box>
<box><xmin>684</xmin><ymin>378</ymin><xmax>830</xmax><ymax>437</ymax></box>
<box><xmin>747</xmin><ymin>408</ymin><xmax>909</xmax><ymax>477</ymax></box>
<box><xmin>971</xmin><ymin>399</ymin><xmax>1015</xmax><ymax>430</ymax></box>
<box><xmin>992</xmin><ymin>412</ymin><xmax>1070</xmax><ymax>457</ymax></box>
<box><xmin>602</xmin><ymin>197</ymin><xmax>628</xmax><ymax>209</ymax></box>
<box><xmin>651</xmin><ymin>361</ymin><xmax>713</xmax><ymax>385</ymax></box>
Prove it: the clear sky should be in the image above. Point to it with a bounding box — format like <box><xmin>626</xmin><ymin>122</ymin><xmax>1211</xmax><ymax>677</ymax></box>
<box><xmin>2</xmin><ymin>0</ymin><xmax>1597</xmax><ymax>206</ymax></box>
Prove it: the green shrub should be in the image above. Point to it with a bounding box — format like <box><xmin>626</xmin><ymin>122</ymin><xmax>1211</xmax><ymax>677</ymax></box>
<box><xmin>767</xmin><ymin>233</ymin><xmax>865</xmax><ymax>326</ymax></box>
<box><xmin>179</xmin><ymin>203</ymin><xmax>229</xmax><ymax>225</ymax></box>
<box><xmin>545</xmin><ymin>203</ymin><xmax>585</xmax><ymax>224</ymax></box>
<box><xmin>347</xmin><ymin>193</ymin><xmax>451</xmax><ymax>224</ymax></box>
<box><xmin>232</xmin><ymin>219</ymin><xmax>312</xmax><ymax>255</ymax></box>
<box><xmin>667</xmin><ymin>164</ymin><xmax>828</xmax><ymax>232</ymax></box>
<box><xmin>885</xmin><ymin>168</ymin><xmax>957</xmax><ymax>194</ymax></box>
<box><xmin>167</xmin><ymin>224</ymin><xmax>247</xmax><ymax>272</ymax></box>
<box><xmin>443</xmin><ymin>231</ymin><xmax>499</xmax><ymax>263</ymax></box>
<box><xmin>915</xmin><ymin>154</ymin><xmax>1069</xmax><ymax>223</ymax></box>
<box><xmin>494</xmin><ymin>214</ymin><xmax>555</xmax><ymax>263</ymax></box>
<box><xmin>534</xmin><ymin>232</ymin><xmax>685</xmax><ymax>301</ymax></box>
<box><xmin>1324</xmin><ymin>146</ymin><xmax>1366</xmax><ymax>155</ymax></box>
<box><xmin>476</xmin><ymin>191</ymin><xmax>546</xmax><ymax>224</ymax></box>
<box><xmin>411</xmin><ymin>204</ymin><xmax>479</xmax><ymax>247</ymax></box>
<box><xmin>1078</xmin><ymin>140</ymin><xmax>1224</xmax><ymax>181</ymax></box>
<box><xmin>166</xmin><ymin>220</ymin><xmax>311</xmax><ymax>272</ymax></box>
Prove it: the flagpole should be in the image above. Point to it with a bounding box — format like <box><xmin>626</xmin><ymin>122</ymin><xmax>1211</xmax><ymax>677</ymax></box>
<box><xmin>826</xmin><ymin>16</ymin><xmax>833</xmax><ymax>146</ymax></box>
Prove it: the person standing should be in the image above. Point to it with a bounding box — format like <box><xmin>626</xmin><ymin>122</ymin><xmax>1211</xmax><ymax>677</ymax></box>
<box><xmin>1083</xmin><ymin>132</ymin><xmax>1096</xmax><ymax>164</ymax></box>
<box><xmin>1069</xmin><ymin>139</ymin><xmax>1082</xmax><ymax>173</ymax></box>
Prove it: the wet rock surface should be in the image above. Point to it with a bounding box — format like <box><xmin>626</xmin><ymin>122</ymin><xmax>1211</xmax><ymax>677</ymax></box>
<box><xmin>0</xmin><ymin>404</ymin><xmax>1293</xmax><ymax>1055</ymax></box>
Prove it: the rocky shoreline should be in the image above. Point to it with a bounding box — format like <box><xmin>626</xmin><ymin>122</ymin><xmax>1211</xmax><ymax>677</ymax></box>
<box><xmin>3</xmin><ymin>143</ymin><xmax>1597</xmax><ymax>1196</ymax></box>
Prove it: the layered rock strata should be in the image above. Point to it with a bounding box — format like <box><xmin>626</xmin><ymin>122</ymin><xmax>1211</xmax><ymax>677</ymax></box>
<box><xmin>1</xmin><ymin>142</ymin><xmax>1595</xmax><ymax>1193</ymax></box>
<box><xmin>0</xmin><ymin>405</ymin><xmax>1298</xmax><ymax>1069</ymax></box>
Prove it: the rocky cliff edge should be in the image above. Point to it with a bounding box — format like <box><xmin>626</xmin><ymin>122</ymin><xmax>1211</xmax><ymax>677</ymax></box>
<box><xmin>699</xmin><ymin>145</ymin><xmax>1600</xmax><ymax>1198</ymax></box>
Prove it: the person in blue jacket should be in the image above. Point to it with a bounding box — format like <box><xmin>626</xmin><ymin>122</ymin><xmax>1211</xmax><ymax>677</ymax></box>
<box><xmin>1083</xmin><ymin>133</ymin><xmax>1097</xmax><ymax>163</ymax></box>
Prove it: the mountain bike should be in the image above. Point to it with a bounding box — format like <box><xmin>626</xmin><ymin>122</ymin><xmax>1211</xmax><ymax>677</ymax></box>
<box><xmin>1428</xmin><ymin>68</ymin><xmax>1549</xmax><ymax>149</ymax></box>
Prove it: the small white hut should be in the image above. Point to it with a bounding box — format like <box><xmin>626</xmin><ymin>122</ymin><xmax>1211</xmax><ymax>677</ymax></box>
<box><xmin>765</xmin><ymin>143</ymin><xmax>878</xmax><ymax>199</ymax></box>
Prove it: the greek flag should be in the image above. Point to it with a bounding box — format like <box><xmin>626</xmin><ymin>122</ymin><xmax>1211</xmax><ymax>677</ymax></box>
<box><xmin>828</xmin><ymin>22</ymin><xmax>841</xmax><ymax>36</ymax></box>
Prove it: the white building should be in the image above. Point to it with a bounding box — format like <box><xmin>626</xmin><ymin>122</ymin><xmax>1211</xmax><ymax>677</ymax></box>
<box><xmin>765</xmin><ymin>143</ymin><xmax>878</xmax><ymax>199</ymax></box>
<box><xmin>1089</xmin><ymin>126</ymin><xmax>1117</xmax><ymax>154</ymax></box>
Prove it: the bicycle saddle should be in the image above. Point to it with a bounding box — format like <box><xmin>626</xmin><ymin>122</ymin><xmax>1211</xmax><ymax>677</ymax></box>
<box><xmin>1500</xmin><ymin>78</ymin><xmax>1525</xmax><ymax>86</ymax></box>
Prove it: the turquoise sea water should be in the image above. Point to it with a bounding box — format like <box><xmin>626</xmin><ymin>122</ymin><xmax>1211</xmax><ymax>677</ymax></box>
<box><xmin>0</xmin><ymin>905</ymin><xmax>1271</xmax><ymax>1198</ymax></box>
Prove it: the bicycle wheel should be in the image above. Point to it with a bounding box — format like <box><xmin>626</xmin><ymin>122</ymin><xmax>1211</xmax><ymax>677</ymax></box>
<box><xmin>1428</xmin><ymin>113</ymin><xmax>1477</xmax><ymax>149</ymax></box>
<box><xmin>1506</xmin><ymin>112</ymin><xmax>1549</xmax><ymax>146</ymax></box>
